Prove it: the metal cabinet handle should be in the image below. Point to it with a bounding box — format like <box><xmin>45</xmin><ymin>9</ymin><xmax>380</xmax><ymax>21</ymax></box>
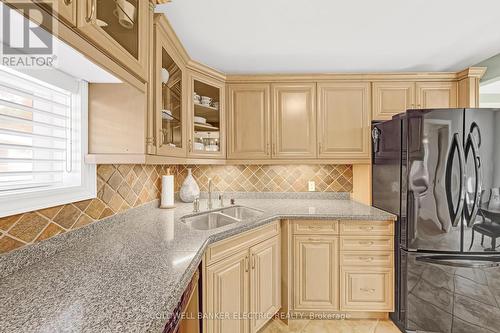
<box><xmin>360</xmin><ymin>288</ymin><xmax>375</xmax><ymax>293</ymax></box>
<box><xmin>272</xmin><ymin>143</ymin><xmax>276</xmax><ymax>156</ymax></box>
<box><xmin>188</xmin><ymin>139</ymin><xmax>192</xmax><ymax>153</ymax></box>
<box><xmin>251</xmin><ymin>254</ymin><xmax>255</xmax><ymax>269</ymax></box>
<box><xmin>359</xmin><ymin>241</ymin><xmax>374</xmax><ymax>245</ymax></box>
<box><xmin>245</xmin><ymin>255</ymin><xmax>249</xmax><ymax>272</ymax></box>
<box><xmin>266</xmin><ymin>143</ymin><xmax>270</xmax><ymax>155</ymax></box>
<box><xmin>86</xmin><ymin>0</ymin><xmax>96</xmax><ymax>23</ymax></box>
<box><xmin>318</xmin><ymin>142</ymin><xmax>322</xmax><ymax>154</ymax></box>
<box><xmin>359</xmin><ymin>256</ymin><xmax>374</xmax><ymax>261</ymax></box>
<box><xmin>360</xmin><ymin>226</ymin><xmax>374</xmax><ymax>230</ymax></box>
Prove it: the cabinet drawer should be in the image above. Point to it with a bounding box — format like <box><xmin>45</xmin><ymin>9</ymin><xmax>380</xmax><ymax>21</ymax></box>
<box><xmin>340</xmin><ymin>251</ymin><xmax>393</xmax><ymax>267</ymax></box>
<box><xmin>340</xmin><ymin>220</ymin><xmax>394</xmax><ymax>236</ymax></box>
<box><xmin>340</xmin><ymin>266</ymin><xmax>394</xmax><ymax>311</ymax></box>
<box><xmin>205</xmin><ymin>221</ymin><xmax>280</xmax><ymax>266</ymax></box>
<box><xmin>293</xmin><ymin>220</ymin><xmax>339</xmax><ymax>235</ymax></box>
<box><xmin>340</xmin><ymin>236</ymin><xmax>393</xmax><ymax>251</ymax></box>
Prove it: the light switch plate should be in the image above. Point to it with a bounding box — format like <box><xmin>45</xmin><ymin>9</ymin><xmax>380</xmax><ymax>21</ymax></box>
<box><xmin>308</xmin><ymin>181</ymin><xmax>315</xmax><ymax>192</ymax></box>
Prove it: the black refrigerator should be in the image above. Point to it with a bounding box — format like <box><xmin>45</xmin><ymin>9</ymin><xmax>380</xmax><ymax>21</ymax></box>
<box><xmin>372</xmin><ymin>108</ymin><xmax>500</xmax><ymax>333</ymax></box>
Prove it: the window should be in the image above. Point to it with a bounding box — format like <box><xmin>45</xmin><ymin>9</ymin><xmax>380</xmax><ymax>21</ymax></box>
<box><xmin>0</xmin><ymin>66</ymin><xmax>96</xmax><ymax>217</ymax></box>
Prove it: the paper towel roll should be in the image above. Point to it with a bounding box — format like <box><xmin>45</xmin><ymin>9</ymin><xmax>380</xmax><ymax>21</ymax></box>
<box><xmin>161</xmin><ymin>174</ymin><xmax>175</xmax><ymax>208</ymax></box>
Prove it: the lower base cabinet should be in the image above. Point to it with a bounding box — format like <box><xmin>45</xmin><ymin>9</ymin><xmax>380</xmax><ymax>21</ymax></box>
<box><xmin>340</xmin><ymin>266</ymin><xmax>394</xmax><ymax>311</ymax></box>
<box><xmin>204</xmin><ymin>224</ymin><xmax>281</xmax><ymax>333</ymax></box>
<box><xmin>293</xmin><ymin>235</ymin><xmax>339</xmax><ymax>311</ymax></box>
<box><xmin>289</xmin><ymin>220</ymin><xmax>395</xmax><ymax>315</ymax></box>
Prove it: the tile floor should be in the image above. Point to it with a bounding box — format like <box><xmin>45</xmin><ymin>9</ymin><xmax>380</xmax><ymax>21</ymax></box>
<box><xmin>259</xmin><ymin>318</ymin><xmax>402</xmax><ymax>333</ymax></box>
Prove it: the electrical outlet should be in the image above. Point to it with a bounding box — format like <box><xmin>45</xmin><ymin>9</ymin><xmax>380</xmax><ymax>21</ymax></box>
<box><xmin>308</xmin><ymin>181</ymin><xmax>315</xmax><ymax>192</ymax></box>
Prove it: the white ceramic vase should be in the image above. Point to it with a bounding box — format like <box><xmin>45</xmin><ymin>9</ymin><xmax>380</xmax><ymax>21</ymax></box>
<box><xmin>179</xmin><ymin>168</ymin><xmax>200</xmax><ymax>203</ymax></box>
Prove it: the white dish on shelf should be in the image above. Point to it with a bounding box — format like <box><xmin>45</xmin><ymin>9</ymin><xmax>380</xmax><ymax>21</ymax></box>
<box><xmin>194</xmin><ymin>142</ymin><xmax>205</xmax><ymax>151</ymax></box>
<box><xmin>194</xmin><ymin>116</ymin><xmax>206</xmax><ymax>124</ymax></box>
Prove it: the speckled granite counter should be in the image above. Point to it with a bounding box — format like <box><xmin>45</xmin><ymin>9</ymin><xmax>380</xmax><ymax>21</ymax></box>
<box><xmin>0</xmin><ymin>196</ymin><xmax>395</xmax><ymax>333</ymax></box>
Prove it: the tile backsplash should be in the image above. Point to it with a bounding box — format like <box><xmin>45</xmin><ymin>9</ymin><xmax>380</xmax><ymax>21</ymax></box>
<box><xmin>0</xmin><ymin>164</ymin><xmax>352</xmax><ymax>254</ymax></box>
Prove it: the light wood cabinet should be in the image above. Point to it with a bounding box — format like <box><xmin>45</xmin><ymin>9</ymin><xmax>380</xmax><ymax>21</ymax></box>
<box><xmin>47</xmin><ymin>0</ymin><xmax>77</xmax><ymax>26</ymax></box>
<box><xmin>227</xmin><ymin>84</ymin><xmax>271</xmax><ymax>159</ymax></box>
<box><xmin>188</xmin><ymin>71</ymin><xmax>226</xmax><ymax>159</ymax></box>
<box><xmin>288</xmin><ymin>219</ymin><xmax>395</xmax><ymax>315</ymax></box>
<box><xmin>77</xmin><ymin>0</ymin><xmax>150</xmax><ymax>80</ymax></box>
<box><xmin>372</xmin><ymin>81</ymin><xmax>415</xmax><ymax>121</ymax></box>
<box><xmin>250</xmin><ymin>236</ymin><xmax>281</xmax><ymax>333</ymax></box>
<box><xmin>272</xmin><ymin>83</ymin><xmax>316</xmax><ymax>158</ymax></box>
<box><xmin>317</xmin><ymin>82</ymin><xmax>371</xmax><ymax>160</ymax></box>
<box><xmin>154</xmin><ymin>15</ymin><xmax>187</xmax><ymax>157</ymax></box>
<box><xmin>204</xmin><ymin>222</ymin><xmax>280</xmax><ymax>333</ymax></box>
<box><xmin>340</xmin><ymin>266</ymin><xmax>393</xmax><ymax>311</ymax></box>
<box><xmin>205</xmin><ymin>249</ymin><xmax>250</xmax><ymax>333</ymax></box>
<box><xmin>293</xmin><ymin>235</ymin><xmax>339</xmax><ymax>311</ymax></box>
<box><xmin>416</xmin><ymin>82</ymin><xmax>458</xmax><ymax>108</ymax></box>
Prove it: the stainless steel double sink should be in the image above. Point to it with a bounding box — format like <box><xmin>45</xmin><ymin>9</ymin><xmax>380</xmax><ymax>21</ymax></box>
<box><xmin>182</xmin><ymin>206</ymin><xmax>264</xmax><ymax>230</ymax></box>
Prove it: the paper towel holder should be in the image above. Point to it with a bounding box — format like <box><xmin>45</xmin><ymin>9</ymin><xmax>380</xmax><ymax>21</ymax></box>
<box><xmin>160</xmin><ymin>168</ymin><xmax>176</xmax><ymax>209</ymax></box>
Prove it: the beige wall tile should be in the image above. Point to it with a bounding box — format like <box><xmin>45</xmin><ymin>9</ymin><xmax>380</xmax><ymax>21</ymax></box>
<box><xmin>0</xmin><ymin>163</ymin><xmax>352</xmax><ymax>255</ymax></box>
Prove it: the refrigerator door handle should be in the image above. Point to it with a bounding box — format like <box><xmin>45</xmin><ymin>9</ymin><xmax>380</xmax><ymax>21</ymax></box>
<box><xmin>465</xmin><ymin>132</ymin><xmax>482</xmax><ymax>227</ymax></box>
<box><xmin>417</xmin><ymin>255</ymin><xmax>500</xmax><ymax>268</ymax></box>
<box><xmin>445</xmin><ymin>133</ymin><xmax>466</xmax><ymax>227</ymax></box>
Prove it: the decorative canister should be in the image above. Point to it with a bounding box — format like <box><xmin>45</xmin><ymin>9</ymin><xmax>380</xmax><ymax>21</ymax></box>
<box><xmin>179</xmin><ymin>168</ymin><xmax>200</xmax><ymax>203</ymax></box>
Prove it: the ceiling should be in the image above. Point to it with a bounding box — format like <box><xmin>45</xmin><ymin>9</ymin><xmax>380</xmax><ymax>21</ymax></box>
<box><xmin>156</xmin><ymin>0</ymin><xmax>500</xmax><ymax>74</ymax></box>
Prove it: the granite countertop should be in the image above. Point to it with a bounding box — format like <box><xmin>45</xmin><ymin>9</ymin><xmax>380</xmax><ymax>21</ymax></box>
<box><xmin>0</xmin><ymin>195</ymin><xmax>395</xmax><ymax>333</ymax></box>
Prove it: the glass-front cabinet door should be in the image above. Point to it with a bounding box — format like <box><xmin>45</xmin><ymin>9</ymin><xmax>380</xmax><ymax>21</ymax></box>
<box><xmin>154</xmin><ymin>16</ymin><xmax>186</xmax><ymax>157</ymax></box>
<box><xmin>188</xmin><ymin>72</ymin><xmax>225</xmax><ymax>158</ymax></box>
<box><xmin>77</xmin><ymin>0</ymin><xmax>149</xmax><ymax>79</ymax></box>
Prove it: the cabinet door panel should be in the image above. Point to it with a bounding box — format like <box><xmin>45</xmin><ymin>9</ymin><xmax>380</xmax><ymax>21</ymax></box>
<box><xmin>293</xmin><ymin>235</ymin><xmax>339</xmax><ymax>311</ymax></box>
<box><xmin>205</xmin><ymin>250</ymin><xmax>249</xmax><ymax>333</ymax></box>
<box><xmin>250</xmin><ymin>236</ymin><xmax>281</xmax><ymax>333</ymax></box>
<box><xmin>317</xmin><ymin>82</ymin><xmax>371</xmax><ymax>160</ymax></box>
<box><xmin>340</xmin><ymin>266</ymin><xmax>394</xmax><ymax>311</ymax></box>
<box><xmin>372</xmin><ymin>82</ymin><xmax>415</xmax><ymax>121</ymax></box>
<box><xmin>77</xmin><ymin>0</ymin><xmax>149</xmax><ymax>80</ymax></box>
<box><xmin>416</xmin><ymin>82</ymin><xmax>458</xmax><ymax>108</ymax></box>
<box><xmin>272</xmin><ymin>83</ymin><xmax>316</xmax><ymax>158</ymax></box>
<box><xmin>228</xmin><ymin>84</ymin><xmax>271</xmax><ymax>159</ymax></box>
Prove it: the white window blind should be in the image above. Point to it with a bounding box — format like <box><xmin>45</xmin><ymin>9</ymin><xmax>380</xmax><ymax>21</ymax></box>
<box><xmin>0</xmin><ymin>66</ymin><xmax>96</xmax><ymax>217</ymax></box>
<box><xmin>0</xmin><ymin>67</ymin><xmax>72</xmax><ymax>192</ymax></box>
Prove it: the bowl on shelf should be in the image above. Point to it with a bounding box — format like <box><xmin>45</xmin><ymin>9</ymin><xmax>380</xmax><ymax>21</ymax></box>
<box><xmin>194</xmin><ymin>116</ymin><xmax>206</xmax><ymax>124</ymax></box>
<box><xmin>162</xmin><ymin>109</ymin><xmax>174</xmax><ymax>120</ymax></box>
<box><xmin>200</xmin><ymin>96</ymin><xmax>212</xmax><ymax>105</ymax></box>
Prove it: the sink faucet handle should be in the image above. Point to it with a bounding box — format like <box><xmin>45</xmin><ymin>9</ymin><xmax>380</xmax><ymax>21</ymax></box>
<box><xmin>193</xmin><ymin>197</ymin><xmax>200</xmax><ymax>213</ymax></box>
<box><xmin>219</xmin><ymin>194</ymin><xmax>224</xmax><ymax>207</ymax></box>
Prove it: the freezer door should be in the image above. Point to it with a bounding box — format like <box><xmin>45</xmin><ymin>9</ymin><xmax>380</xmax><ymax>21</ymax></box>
<box><xmin>403</xmin><ymin>251</ymin><xmax>500</xmax><ymax>333</ymax></box>
<box><xmin>464</xmin><ymin>108</ymin><xmax>500</xmax><ymax>253</ymax></box>
<box><xmin>406</xmin><ymin>109</ymin><xmax>464</xmax><ymax>252</ymax></box>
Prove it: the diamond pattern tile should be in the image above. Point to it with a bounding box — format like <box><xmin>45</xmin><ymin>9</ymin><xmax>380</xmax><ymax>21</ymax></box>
<box><xmin>0</xmin><ymin>163</ymin><xmax>352</xmax><ymax>254</ymax></box>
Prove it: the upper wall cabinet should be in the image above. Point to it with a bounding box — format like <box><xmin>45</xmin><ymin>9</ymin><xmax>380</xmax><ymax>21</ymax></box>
<box><xmin>77</xmin><ymin>0</ymin><xmax>150</xmax><ymax>80</ymax></box>
<box><xmin>188</xmin><ymin>71</ymin><xmax>226</xmax><ymax>159</ymax></box>
<box><xmin>317</xmin><ymin>82</ymin><xmax>371</xmax><ymax>161</ymax></box>
<box><xmin>416</xmin><ymin>82</ymin><xmax>458</xmax><ymax>109</ymax></box>
<box><xmin>272</xmin><ymin>83</ymin><xmax>317</xmax><ymax>159</ymax></box>
<box><xmin>372</xmin><ymin>82</ymin><xmax>415</xmax><ymax>121</ymax></box>
<box><xmin>154</xmin><ymin>17</ymin><xmax>187</xmax><ymax>158</ymax></box>
<box><xmin>227</xmin><ymin>84</ymin><xmax>271</xmax><ymax>160</ymax></box>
